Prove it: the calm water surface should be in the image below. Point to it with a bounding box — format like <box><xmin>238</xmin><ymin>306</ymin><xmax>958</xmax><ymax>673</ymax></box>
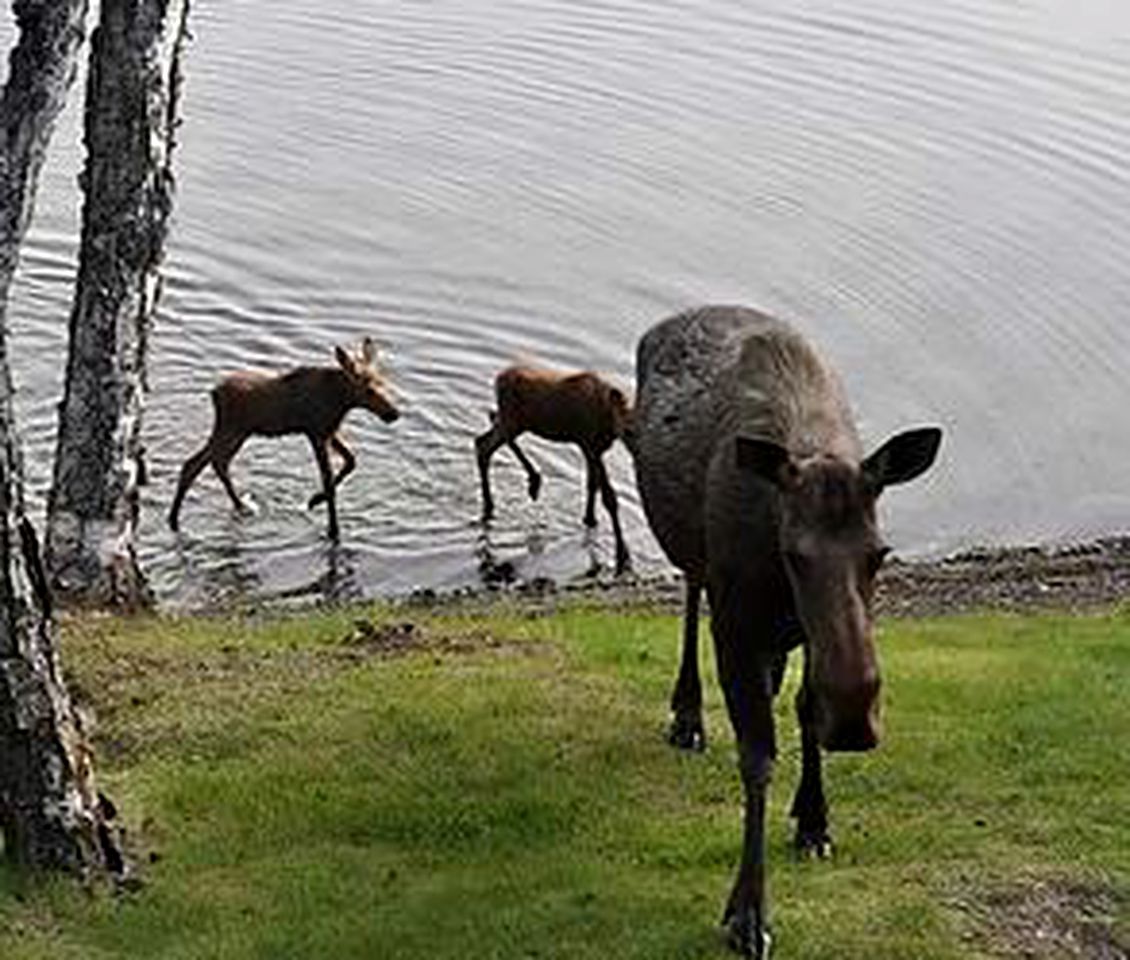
<box><xmin>3</xmin><ymin>0</ymin><xmax>1130</xmax><ymax>607</ymax></box>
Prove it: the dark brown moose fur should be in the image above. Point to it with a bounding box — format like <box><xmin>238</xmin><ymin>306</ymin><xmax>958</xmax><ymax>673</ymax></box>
<box><xmin>631</xmin><ymin>306</ymin><xmax>942</xmax><ymax>958</ymax></box>
<box><xmin>167</xmin><ymin>338</ymin><xmax>399</xmax><ymax>541</ymax></box>
<box><xmin>475</xmin><ymin>365</ymin><xmax>633</xmax><ymax>574</ymax></box>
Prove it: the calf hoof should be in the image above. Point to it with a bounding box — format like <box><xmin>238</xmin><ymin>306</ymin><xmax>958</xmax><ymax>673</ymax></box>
<box><xmin>667</xmin><ymin>714</ymin><xmax>706</xmax><ymax>752</ymax></box>
<box><xmin>614</xmin><ymin>550</ymin><xmax>631</xmax><ymax>577</ymax></box>
<box><xmin>794</xmin><ymin>828</ymin><xmax>833</xmax><ymax>860</ymax></box>
<box><xmin>722</xmin><ymin>911</ymin><xmax>771</xmax><ymax>959</ymax></box>
<box><xmin>528</xmin><ymin>475</ymin><xmax>542</xmax><ymax>501</ymax></box>
<box><xmin>308</xmin><ymin>492</ymin><xmax>326</xmax><ymax>510</ymax></box>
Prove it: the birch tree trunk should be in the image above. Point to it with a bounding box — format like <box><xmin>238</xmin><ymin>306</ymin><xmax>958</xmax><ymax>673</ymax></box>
<box><xmin>0</xmin><ymin>0</ymin><xmax>122</xmax><ymax>876</ymax></box>
<box><xmin>45</xmin><ymin>0</ymin><xmax>190</xmax><ymax>608</ymax></box>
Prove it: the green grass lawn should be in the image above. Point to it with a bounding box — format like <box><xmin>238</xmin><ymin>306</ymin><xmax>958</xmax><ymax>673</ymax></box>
<box><xmin>1</xmin><ymin>601</ymin><xmax>1128</xmax><ymax>959</ymax></box>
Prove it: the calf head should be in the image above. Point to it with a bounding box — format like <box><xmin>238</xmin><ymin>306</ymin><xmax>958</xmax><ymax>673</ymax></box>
<box><xmin>336</xmin><ymin>337</ymin><xmax>400</xmax><ymax>423</ymax></box>
<box><xmin>736</xmin><ymin>427</ymin><xmax>942</xmax><ymax>752</ymax></box>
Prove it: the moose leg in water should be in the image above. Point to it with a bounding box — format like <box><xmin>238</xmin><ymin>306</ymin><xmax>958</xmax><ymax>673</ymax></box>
<box><xmin>308</xmin><ymin>434</ymin><xmax>356</xmax><ymax>509</ymax></box>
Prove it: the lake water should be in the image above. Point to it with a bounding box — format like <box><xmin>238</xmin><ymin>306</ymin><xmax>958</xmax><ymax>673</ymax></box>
<box><xmin>3</xmin><ymin>0</ymin><xmax>1130</xmax><ymax>608</ymax></box>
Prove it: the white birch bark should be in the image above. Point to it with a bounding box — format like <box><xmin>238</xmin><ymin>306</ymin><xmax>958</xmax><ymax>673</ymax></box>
<box><xmin>45</xmin><ymin>0</ymin><xmax>189</xmax><ymax>608</ymax></box>
<box><xmin>0</xmin><ymin>0</ymin><xmax>122</xmax><ymax>876</ymax></box>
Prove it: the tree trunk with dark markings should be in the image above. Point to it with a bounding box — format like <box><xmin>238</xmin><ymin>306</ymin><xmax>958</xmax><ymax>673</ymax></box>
<box><xmin>45</xmin><ymin>0</ymin><xmax>190</xmax><ymax>608</ymax></box>
<box><xmin>0</xmin><ymin>0</ymin><xmax>123</xmax><ymax>876</ymax></box>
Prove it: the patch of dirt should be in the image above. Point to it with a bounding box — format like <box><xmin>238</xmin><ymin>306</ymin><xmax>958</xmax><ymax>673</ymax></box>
<box><xmin>335</xmin><ymin>618</ymin><xmax>539</xmax><ymax>660</ymax></box>
<box><xmin>954</xmin><ymin>876</ymin><xmax>1128</xmax><ymax>959</ymax></box>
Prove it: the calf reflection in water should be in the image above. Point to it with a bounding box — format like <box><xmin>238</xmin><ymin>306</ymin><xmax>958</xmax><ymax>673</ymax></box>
<box><xmin>475</xmin><ymin>364</ymin><xmax>633</xmax><ymax>574</ymax></box>
<box><xmin>168</xmin><ymin>338</ymin><xmax>399</xmax><ymax>541</ymax></box>
<box><xmin>631</xmin><ymin>306</ymin><xmax>943</xmax><ymax>958</ymax></box>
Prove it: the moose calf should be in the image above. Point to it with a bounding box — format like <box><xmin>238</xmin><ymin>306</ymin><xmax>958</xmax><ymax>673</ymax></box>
<box><xmin>168</xmin><ymin>337</ymin><xmax>399</xmax><ymax>540</ymax></box>
<box><xmin>475</xmin><ymin>364</ymin><xmax>632</xmax><ymax>574</ymax></box>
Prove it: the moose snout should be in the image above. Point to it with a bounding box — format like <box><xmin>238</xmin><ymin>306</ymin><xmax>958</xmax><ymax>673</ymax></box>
<box><xmin>814</xmin><ymin>675</ymin><xmax>882</xmax><ymax>752</ymax></box>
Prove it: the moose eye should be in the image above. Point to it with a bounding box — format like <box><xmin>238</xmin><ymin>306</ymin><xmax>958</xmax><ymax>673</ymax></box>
<box><xmin>865</xmin><ymin>546</ymin><xmax>891</xmax><ymax>577</ymax></box>
<box><xmin>783</xmin><ymin>550</ymin><xmax>810</xmax><ymax>573</ymax></box>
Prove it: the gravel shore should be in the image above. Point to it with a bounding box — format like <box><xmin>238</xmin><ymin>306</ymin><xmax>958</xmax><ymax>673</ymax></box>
<box><xmin>401</xmin><ymin>536</ymin><xmax>1130</xmax><ymax>619</ymax></box>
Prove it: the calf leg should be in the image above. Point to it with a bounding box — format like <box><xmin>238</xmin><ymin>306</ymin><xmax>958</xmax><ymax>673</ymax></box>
<box><xmin>210</xmin><ymin>435</ymin><xmax>249</xmax><ymax>514</ymax></box>
<box><xmin>583</xmin><ymin>455</ymin><xmax>598</xmax><ymax>527</ymax></box>
<box><xmin>168</xmin><ymin>440</ymin><xmax>213</xmax><ymax>531</ymax></box>
<box><xmin>308</xmin><ymin>435</ymin><xmax>340</xmax><ymax>540</ymax></box>
<box><xmin>474</xmin><ymin>423</ymin><xmax>506</xmax><ymax>522</ymax></box>
<box><xmin>309</xmin><ymin>434</ymin><xmax>356</xmax><ymax>509</ymax></box>
<box><xmin>790</xmin><ymin>678</ymin><xmax>831</xmax><ymax>858</ymax></box>
<box><xmin>507</xmin><ymin>438</ymin><xmax>541</xmax><ymax>502</ymax></box>
<box><xmin>668</xmin><ymin>576</ymin><xmax>706</xmax><ymax>751</ymax></box>
<box><xmin>591</xmin><ymin>454</ymin><xmax>629</xmax><ymax>574</ymax></box>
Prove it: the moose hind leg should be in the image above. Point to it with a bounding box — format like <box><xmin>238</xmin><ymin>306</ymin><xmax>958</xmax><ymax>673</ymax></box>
<box><xmin>211</xmin><ymin>436</ymin><xmax>249</xmax><ymax>514</ymax></box>
<box><xmin>668</xmin><ymin>578</ymin><xmax>705</xmax><ymax>750</ymax></box>
<box><xmin>168</xmin><ymin>442</ymin><xmax>213</xmax><ymax>530</ymax></box>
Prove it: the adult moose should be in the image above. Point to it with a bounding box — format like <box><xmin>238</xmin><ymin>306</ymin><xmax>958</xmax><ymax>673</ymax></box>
<box><xmin>631</xmin><ymin>306</ymin><xmax>942</xmax><ymax>957</ymax></box>
<box><xmin>168</xmin><ymin>337</ymin><xmax>399</xmax><ymax>540</ymax></box>
<box><xmin>475</xmin><ymin>364</ymin><xmax>633</xmax><ymax>574</ymax></box>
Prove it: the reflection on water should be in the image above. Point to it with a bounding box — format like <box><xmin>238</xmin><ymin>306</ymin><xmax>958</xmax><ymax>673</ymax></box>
<box><xmin>3</xmin><ymin>0</ymin><xmax>1130</xmax><ymax>607</ymax></box>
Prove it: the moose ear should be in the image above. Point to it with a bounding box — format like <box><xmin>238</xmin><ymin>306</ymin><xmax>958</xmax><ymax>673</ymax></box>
<box><xmin>735</xmin><ymin>436</ymin><xmax>797</xmax><ymax>489</ymax></box>
<box><xmin>861</xmin><ymin>427</ymin><xmax>942</xmax><ymax>494</ymax></box>
<box><xmin>361</xmin><ymin>336</ymin><xmax>378</xmax><ymax>365</ymax></box>
<box><xmin>335</xmin><ymin>345</ymin><xmax>357</xmax><ymax>374</ymax></box>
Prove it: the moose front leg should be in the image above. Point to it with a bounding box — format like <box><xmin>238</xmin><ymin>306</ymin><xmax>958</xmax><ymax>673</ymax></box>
<box><xmin>308</xmin><ymin>434</ymin><xmax>355</xmax><ymax>509</ymax></box>
<box><xmin>309</xmin><ymin>435</ymin><xmax>339</xmax><ymax>540</ymax></box>
<box><xmin>474</xmin><ymin>424</ymin><xmax>505</xmax><ymax>522</ymax></box>
<box><xmin>590</xmin><ymin>454</ymin><xmax>630</xmax><ymax>574</ymax></box>
<box><xmin>723</xmin><ymin>713</ymin><xmax>775</xmax><ymax>958</ymax></box>
<box><xmin>790</xmin><ymin>679</ymin><xmax>831</xmax><ymax>859</ymax></box>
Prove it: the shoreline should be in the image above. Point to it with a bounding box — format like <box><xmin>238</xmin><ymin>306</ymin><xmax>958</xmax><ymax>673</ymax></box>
<box><xmin>390</xmin><ymin>535</ymin><xmax>1130</xmax><ymax>620</ymax></box>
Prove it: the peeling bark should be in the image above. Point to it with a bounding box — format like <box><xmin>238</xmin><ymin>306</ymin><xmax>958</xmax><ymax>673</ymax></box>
<box><xmin>0</xmin><ymin>0</ymin><xmax>122</xmax><ymax>876</ymax></box>
<box><xmin>45</xmin><ymin>0</ymin><xmax>190</xmax><ymax>608</ymax></box>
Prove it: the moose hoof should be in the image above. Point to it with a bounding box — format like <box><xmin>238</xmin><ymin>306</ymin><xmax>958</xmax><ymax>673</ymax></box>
<box><xmin>722</xmin><ymin>912</ymin><xmax>771</xmax><ymax>959</ymax></box>
<box><xmin>794</xmin><ymin>829</ymin><xmax>833</xmax><ymax>861</ymax></box>
<box><xmin>528</xmin><ymin>476</ymin><xmax>542</xmax><ymax>501</ymax></box>
<box><xmin>667</xmin><ymin>715</ymin><xmax>706</xmax><ymax>752</ymax></box>
<box><xmin>307</xmin><ymin>494</ymin><xmax>325</xmax><ymax>510</ymax></box>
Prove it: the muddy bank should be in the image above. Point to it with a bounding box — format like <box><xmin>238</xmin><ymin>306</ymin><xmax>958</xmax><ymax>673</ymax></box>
<box><xmin>399</xmin><ymin>536</ymin><xmax>1130</xmax><ymax>619</ymax></box>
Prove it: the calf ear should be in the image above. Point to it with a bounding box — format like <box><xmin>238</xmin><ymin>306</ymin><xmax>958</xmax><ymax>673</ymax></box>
<box><xmin>862</xmin><ymin>427</ymin><xmax>942</xmax><ymax>493</ymax></box>
<box><xmin>735</xmin><ymin>436</ymin><xmax>798</xmax><ymax>489</ymax></box>
<box><xmin>361</xmin><ymin>337</ymin><xmax>378</xmax><ymax>366</ymax></box>
<box><xmin>335</xmin><ymin>345</ymin><xmax>358</xmax><ymax>375</ymax></box>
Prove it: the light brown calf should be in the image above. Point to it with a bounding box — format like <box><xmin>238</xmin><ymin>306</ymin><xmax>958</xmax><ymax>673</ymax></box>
<box><xmin>475</xmin><ymin>364</ymin><xmax>632</xmax><ymax>574</ymax></box>
<box><xmin>168</xmin><ymin>338</ymin><xmax>399</xmax><ymax>540</ymax></box>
